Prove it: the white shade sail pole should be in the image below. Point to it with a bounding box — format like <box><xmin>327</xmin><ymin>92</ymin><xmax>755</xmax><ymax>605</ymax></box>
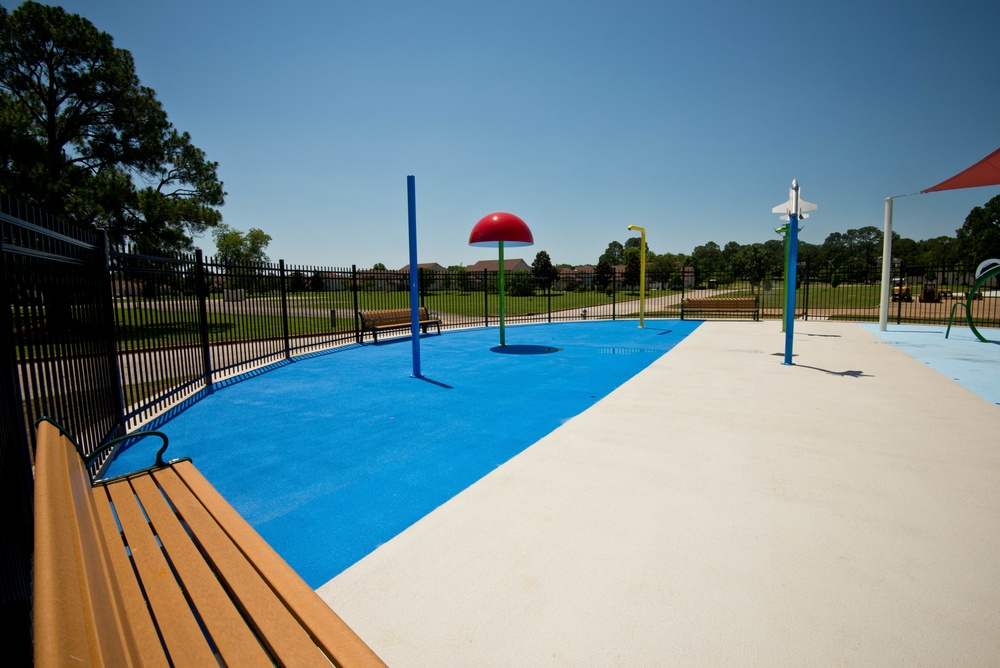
<box><xmin>878</xmin><ymin>192</ymin><xmax>921</xmax><ymax>331</ymax></box>
<box><xmin>878</xmin><ymin>196</ymin><xmax>893</xmax><ymax>331</ymax></box>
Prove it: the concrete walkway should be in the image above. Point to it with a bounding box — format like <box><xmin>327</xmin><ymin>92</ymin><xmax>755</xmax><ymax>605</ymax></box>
<box><xmin>319</xmin><ymin>320</ymin><xmax>1000</xmax><ymax>666</ymax></box>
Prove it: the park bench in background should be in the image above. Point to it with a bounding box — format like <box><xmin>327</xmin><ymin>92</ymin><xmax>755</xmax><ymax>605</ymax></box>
<box><xmin>359</xmin><ymin>306</ymin><xmax>441</xmax><ymax>343</ymax></box>
<box><xmin>681</xmin><ymin>297</ymin><xmax>760</xmax><ymax>321</ymax></box>
<box><xmin>33</xmin><ymin>418</ymin><xmax>385</xmax><ymax>667</ymax></box>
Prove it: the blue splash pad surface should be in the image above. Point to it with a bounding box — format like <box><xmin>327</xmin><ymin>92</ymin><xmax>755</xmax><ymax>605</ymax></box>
<box><xmin>860</xmin><ymin>323</ymin><xmax>1000</xmax><ymax>408</ymax></box>
<box><xmin>106</xmin><ymin>320</ymin><xmax>700</xmax><ymax>587</ymax></box>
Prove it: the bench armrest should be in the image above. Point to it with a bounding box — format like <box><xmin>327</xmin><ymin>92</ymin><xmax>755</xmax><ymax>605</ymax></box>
<box><xmin>35</xmin><ymin>417</ymin><xmax>177</xmax><ymax>483</ymax></box>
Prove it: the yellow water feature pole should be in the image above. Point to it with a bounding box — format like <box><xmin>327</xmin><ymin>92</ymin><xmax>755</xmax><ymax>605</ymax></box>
<box><xmin>627</xmin><ymin>225</ymin><xmax>646</xmax><ymax>328</ymax></box>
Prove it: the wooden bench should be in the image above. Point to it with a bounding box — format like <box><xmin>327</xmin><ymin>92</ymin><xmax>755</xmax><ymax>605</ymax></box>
<box><xmin>681</xmin><ymin>297</ymin><xmax>759</xmax><ymax>321</ymax></box>
<box><xmin>359</xmin><ymin>307</ymin><xmax>441</xmax><ymax>343</ymax></box>
<box><xmin>33</xmin><ymin>418</ymin><xmax>385</xmax><ymax>667</ymax></box>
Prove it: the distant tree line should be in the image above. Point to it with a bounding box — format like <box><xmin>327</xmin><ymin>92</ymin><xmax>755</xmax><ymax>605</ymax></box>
<box><xmin>589</xmin><ymin>194</ymin><xmax>1000</xmax><ymax>286</ymax></box>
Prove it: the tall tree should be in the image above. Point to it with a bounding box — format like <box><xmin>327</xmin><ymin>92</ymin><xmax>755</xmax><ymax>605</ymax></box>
<box><xmin>531</xmin><ymin>250</ymin><xmax>558</xmax><ymax>290</ymax></box>
<box><xmin>890</xmin><ymin>235</ymin><xmax>920</xmax><ymax>268</ymax></box>
<box><xmin>593</xmin><ymin>257</ymin><xmax>614</xmax><ymax>292</ymax></box>
<box><xmin>288</xmin><ymin>270</ymin><xmax>307</xmax><ymax>292</ymax></box>
<box><xmin>452</xmin><ymin>266</ymin><xmax>470</xmax><ymax>292</ymax></box>
<box><xmin>309</xmin><ymin>270</ymin><xmax>326</xmax><ymax>292</ymax></box>
<box><xmin>599</xmin><ymin>240</ymin><xmax>624</xmax><ymax>266</ymax></box>
<box><xmin>722</xmin><ymin>241</ymin><xmax>741</xmax><ymax>272</ymax></box>
<box><xmin>821</xmin><ymin>232</ymin><xmax>850</xmax><ymax>266</ymax></box>
<box><xmin>760</xmin><ymin>239</ymin><xmax>785</xmax><ymax>272</ymax></box>
<box><xmin>955</xmin><ymin>195</ymin><xmax>1000</xmax><ymax>265</ymax></box>
<box><xmin>623</xmin><ymin>247</ymin><xmax>641</xmax><ymax>289</ymax></box>
<box><xmin>0</xmin><ymin>2</ymin><xmax>224</xmax><ymax>250</ymax></box>
<box><xmin>690</xmin><ymin>241</ymin><xmax>722</xmax><ymax>277</ymax></box>
<box><xmin>844</xmin><ymin>226</ymin><xmax>883</xmax><ymax>266</ymax></box>
<box><xmin>212</xmin><ymin>224</ymin><xmax>271</xmax><ymax>267</ymax></box>
<box><xmin>731</xmin><ymin>243</ymin><xmax>768</xmax><ymax>296</ymax></box>
<box><xmin>649</xmin><ymin>252</ymin><xmax>679</xmax><ymax>288</ymax></box>
<box><xmin>623</xmin><ymin>235</ymin><xmax>651</xmax><ymax>255</ymax></box>
<box><xmin>797</xmin><ymin>240</ymin><xmax>822</xmax><ymax>269</ymax></box>
<box><xmin>917</xmin><ymin>236</ymin><xmax>958</xmax><ymax>267</ymax></box>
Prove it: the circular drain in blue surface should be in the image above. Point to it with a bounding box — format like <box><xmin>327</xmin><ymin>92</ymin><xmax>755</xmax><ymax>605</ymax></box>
<box><xmin>490</xmin><ymin>345</ymin><xmax>563</xmax><ymax>355</ymax></box>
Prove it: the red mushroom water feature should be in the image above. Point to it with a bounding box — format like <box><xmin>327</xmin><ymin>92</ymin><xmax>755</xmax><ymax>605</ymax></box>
<box><xmin>469</xmin><ymin>212</ymin><xmax>534</xmax><ymax>346</ymax></box>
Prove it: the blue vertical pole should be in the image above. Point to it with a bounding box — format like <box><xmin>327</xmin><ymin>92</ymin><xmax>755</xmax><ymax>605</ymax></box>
<box><xmin>407</xmin><ymin>175</ymin><xmax>422</xmax><ymax>378</ymax></box>
<box><xmin>783</xmin><ymin>212</ymin><xmax>798</xmax><ymax>365</ymax></box>
<box><xmin>777</xmin><ymin>225</ymin><xmax>789</xmax><ymax>333</ymax></box>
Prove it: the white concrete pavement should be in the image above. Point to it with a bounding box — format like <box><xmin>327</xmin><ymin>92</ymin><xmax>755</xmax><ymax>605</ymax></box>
<box><xmin>320</xmin><ymin>320</ymin><xmax>1000</xmax><ymax>666</ymax></box>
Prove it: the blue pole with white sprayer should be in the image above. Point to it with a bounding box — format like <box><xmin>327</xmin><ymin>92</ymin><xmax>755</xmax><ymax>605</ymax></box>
<box><xmin>407</xmin><ymin>175</ymin><xmax>422</xmax><ymax>378</ymax></box>
<box><xmin>771</xmin><ymin>179</ymin><xmax>817</xmax><ymax>366</ymax></box>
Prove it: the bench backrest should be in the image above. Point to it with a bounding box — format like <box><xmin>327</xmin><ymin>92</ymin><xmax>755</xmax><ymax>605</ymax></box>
<box><xmin>683</xmin><ymin>298</ymin><xmax>757</xmax><ymax>308</ymax></box>
<box><xmin>361</xmin><ymin>307</ymin><xmax>429</xmax><ymax>328</ymax></box>
<box><xmin>34</xmin><ymin>420</ymin><xmax>139</xmax><ymax>666</ymax></box>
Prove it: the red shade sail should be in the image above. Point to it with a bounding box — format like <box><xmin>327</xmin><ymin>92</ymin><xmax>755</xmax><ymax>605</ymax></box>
<box><xmin>468</xmin><ymin>212</ymin><xmax>534</xmax><ymax>247</ymax></box>
<box><xmin>922</xmin><ymin>147</ymin><xmax>1000</xmax><ymax>193</ymax></box>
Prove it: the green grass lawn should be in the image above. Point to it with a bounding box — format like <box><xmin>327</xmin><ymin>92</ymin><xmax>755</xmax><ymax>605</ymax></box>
<box><xmin>106</xmin><ymin>288</ymin><xmax>673</xmax><ymax>346</ymax></box>
<box><xmin>649</xmin><ymin>282</ymin><xmax>884</xmax><ymax>312</ymax></box>
<box><xmin>281</xmin><ymin>288</ymin><xmax>674</xmax><ymax>318</ymax></box>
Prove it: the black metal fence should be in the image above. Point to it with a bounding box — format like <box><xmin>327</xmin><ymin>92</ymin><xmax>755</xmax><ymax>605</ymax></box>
<box><xmin>792</xmin><ymin>262</ymin><xmax>1000</xmax><ymax>326</ymax></box>
<box><xmin>4</xmin><ymin>200</ymin><xmax>1000</xmax><ymax>658</ymax></box>
<box><xmin>2</xmin><ymin>196</ymin><xmax>120</xmax><ymax>663</ymax></box>
<box><xmin>11</xmin><ymin>229</ymin><xmax>1000</xmax><ymax>454</ymax></box>
<box><xmin>103</xmin><ymin>258</ymin><xmax>1000</xmax><ymax>430</ymax></box>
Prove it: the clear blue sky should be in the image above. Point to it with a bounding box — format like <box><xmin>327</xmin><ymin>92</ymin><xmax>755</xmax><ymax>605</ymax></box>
<box><xmin>27</xmin><ymin>0</ymin><xmax>1000</xmax><ymax>268</ymax></box>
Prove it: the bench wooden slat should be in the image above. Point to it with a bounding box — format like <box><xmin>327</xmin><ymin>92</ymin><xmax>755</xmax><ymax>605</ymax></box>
<box><xmin>106</xmin><ymin>479</ymin><xmax>221</xmax><ymax>666</ymax></box>
<box><xmin>129</xmin><ymin>473</ymin><xmax>274</xmax><ymax>667</ymax></box>
<box><xmin>171</xmin><ymin>461</ymin><xmax>386</xmax><ymax>667</ymax></box>
<box><xmin>34</xmin><ymin>427</ymin><xmax>132</xmax><ymax>667</ymax></box>
<box><xmin>682</xmin><ymin>299</ymin><xmax>755</xmax><ymax>308</ymax></box>
<box><xmin>152</xmin><ymin>466</ymin><xmax>333</xmax><ymax>667</ymax></box>
<box><xmin>91</xmin><ymin>485</ymin><xmax>170</xmax><ymax>668</ymax></box>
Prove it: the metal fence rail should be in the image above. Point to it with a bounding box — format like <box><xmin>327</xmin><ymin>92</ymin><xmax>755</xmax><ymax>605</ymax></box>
<box><xmin>111</xmin><ymin>247</ymin><xmax>210</xmax><ymax>429</ymax></box>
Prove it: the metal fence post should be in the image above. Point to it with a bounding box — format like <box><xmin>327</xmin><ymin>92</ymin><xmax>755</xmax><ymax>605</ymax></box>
<box><xmin>419</xmin><ymin>267</ymin><xmax>425</xmax><ymax>308</ymax></box>
<box><xmin>483</xmin><ymin>269</ymin><xmax>489</xmax><ymax>327</ymax></box>
<box><xmin>896</xmin><ymin>262</ymin><xmax>904</xmax><ymax>325</ymax></box>
<box><xmin>0</xmin><ymin>212</ymin><xmax>34</xmax><ymax>663</ymax></box>
<box><xmin>352</xmin><ymin>265</ymin><xmax>361</xmax><ymax>344</ymax></box>
<box><xmin>100</xmin><ymin>231</ymin><xmax>126</xmax><ymax>437</ymax></box>
<box><xmin>195</xmin><ymin>249</ymin><xmax>213</xmax><ymax>388</ymax></box>
<box><xmin>279</xmin><ymin>259</ymin><xmax>291</xmax><ymax>359</ymax></box>
<box><xmin>612</xmin><ymin>269</ymin><xmax>617</xmax><ymax>320</ymax></box>
<box><xmin>801</xmin><ymin>261</ymin><xmax>810</xmax><ymax>321</ymax></box>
